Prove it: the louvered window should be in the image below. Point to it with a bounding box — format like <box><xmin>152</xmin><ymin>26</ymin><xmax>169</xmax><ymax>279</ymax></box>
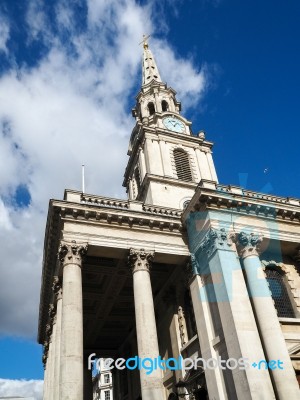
<box><xmin>173</xmin><ymin>149</ymin><xmax>192</xmax><ymax>182</ymax></box>
<box><xmin>265</xmin><ymin>268</ymin><xmax>295</xmax><ymax>318</ymax></box>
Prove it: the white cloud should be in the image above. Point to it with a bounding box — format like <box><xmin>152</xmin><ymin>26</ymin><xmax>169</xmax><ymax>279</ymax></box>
<box><xmin>0</xmin><ymin>14</ymin><xmax>10</xmax><ymax>54</ymax></box>
<box><xmin>0</xmin><ymin>0</ymin><xmax>210</xmax><ymax>339</ymax></box>
<box><xmin>0</xmin><ymin>378</ymin><xmax>43</xmax><ymax>400</ymax></box>
<box><xmin>152</xmin><ymin>39</ymin><xmax>208</xmax><ymax>108</ymax></box>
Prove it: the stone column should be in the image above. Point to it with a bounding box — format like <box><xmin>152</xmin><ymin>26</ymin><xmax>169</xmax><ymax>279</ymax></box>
<box><xmin>52</xmin><ymin>277</ymin><xmax>62</xmax><ymax>400</ymax></box>
<box><xmin>237</xmin><ymin>232</ymin><xmax>300</xmax><ymax>399</ymax></box>
<box><xmin>128</xmin><ymin>248</ymin><xmax>165</xmax><ymax>400</ymax></box>
<box><xmin>59</xmin><ymin>240</ymin><xmax>88</xmax><ymax>400</ymax></box>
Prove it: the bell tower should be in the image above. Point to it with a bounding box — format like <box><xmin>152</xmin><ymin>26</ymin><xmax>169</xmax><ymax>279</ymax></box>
<box><xmin>123</xmin><ymin>36</ymin><xmax>218</xmax><ymax>209</ymax></box>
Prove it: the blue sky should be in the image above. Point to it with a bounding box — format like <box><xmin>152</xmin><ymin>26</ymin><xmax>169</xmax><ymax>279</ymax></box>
<box><xmin>0</xmin><ymin>0</ymin><xmax>299</xmax><ymax>398</ymax></box>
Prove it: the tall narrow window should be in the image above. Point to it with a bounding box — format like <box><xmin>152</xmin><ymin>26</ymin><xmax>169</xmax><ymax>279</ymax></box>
<box><xmin>148</xmin><ymin>102</ymin><xmax>155</xmax><ymax>115</ymax></box>
<box><xmin>173</xmin><ymin>149</ymin><xmax>192</xmax><ymax>182</ymax></box>
<box><xmin>265</xmin><ymin>268</ymin><xmax>295</xmax><ymax>318</ymax></box>
<box><xmin>162</xmin><ymin>100</ymin><xmax>169</xmax><ymax>111</ymax></box>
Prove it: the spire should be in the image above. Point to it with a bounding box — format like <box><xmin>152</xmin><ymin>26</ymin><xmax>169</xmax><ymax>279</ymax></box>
<box><xmin>140</xmin><ymin>35</ymin><xmax>162</xmax><ymax>85</ymax></box>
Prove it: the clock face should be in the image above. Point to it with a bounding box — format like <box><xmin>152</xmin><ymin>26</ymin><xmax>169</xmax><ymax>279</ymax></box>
<box><xmin>162</xmin><ymin>117</ymin><xmax>185</xmax><ymax>133</ymax></box>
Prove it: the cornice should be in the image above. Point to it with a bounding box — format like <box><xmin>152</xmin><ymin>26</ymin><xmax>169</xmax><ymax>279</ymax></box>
<box><xmin>58</xmin><ymin>197</ymin><xmax>183</xmax><ymax>233</ymax></box>
<box><xmin>183</xmin><ymin>181</ymin><xmax>300</xmax><ymax>225</ymax></box>
<box><xmin>37</xmin><ymin>202</ymin><xmax>61</xmax><ymax>344</ymax></box>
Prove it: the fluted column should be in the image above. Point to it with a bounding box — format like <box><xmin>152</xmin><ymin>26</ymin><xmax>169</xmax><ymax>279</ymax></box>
<box><xmin>237</xmin><ymin>232</ymin><xmax>300</xmax><ymax>399</ymax></box>
<box><xmin>59</xmin><ymin>240</ymin><xmax>88</xmax><ymax>400</ymax></box>
<box><xmin>128</xmin><ymin>248</ymin><xmax>165</xmax><ymax>400</ymax></box>
<box><xmin>53</xmin><ymin>277</ymin><xmax>62</xmax><ymax>400</ymax></box>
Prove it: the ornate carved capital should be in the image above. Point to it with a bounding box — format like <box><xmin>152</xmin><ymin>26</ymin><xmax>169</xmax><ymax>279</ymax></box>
<box><xmin>236</xmin><ymin>231</ymin><xmax>263</xmax><ymax>259</ymax></box>
<box><xmin>128</xmin><ymin>248</ymin><xmax>154</xmax><ymax>274</ymax></box>
<box><xmin>197</xmin><ymin>228</ymin><xmax>236</xmax><ymax>258</ymax></box>
<box><xmin>58</xmin><ymin>240</ymin><xmax>88</xmax><ymax>267</ymax></box>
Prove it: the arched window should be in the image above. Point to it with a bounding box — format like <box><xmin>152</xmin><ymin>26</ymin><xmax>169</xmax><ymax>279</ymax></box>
<box><xmin>173</xmin><ymin>149</ymin><xmax>193</xmax><ymax>182</ymax></box>
<box><xmin>148</xmin><ymin>102</ymin><xmax>155</xmax><ymax>115</ymax></box>
<box><xmin>162</xmin><ymin>100</ymin><xmax>169</xmax><ymax>112</ymax></box>
<box><xmin>265</xmin><ymin>268</ymin><xmax>295</xmax><ymax>318</ymax></box>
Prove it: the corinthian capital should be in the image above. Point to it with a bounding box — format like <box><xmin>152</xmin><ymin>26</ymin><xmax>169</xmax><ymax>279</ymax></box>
<box><xmin>128</xmin><ymin>248</ymin><xmax>154</xmax><ymax>274</ymax></box>
<box><xmin>236</xmin><ymin>231</ymin><xmax>263</xmax><ymax>259</ymax></box>
<box><xmin>198</xmin><ymin>227</ymin><xmax>236</xmax><ymax>258</ymax></box>
<box><xmin>58</xmin><ymin>240</ymin><xmax>88</xmax><ymax>267</ymax></box>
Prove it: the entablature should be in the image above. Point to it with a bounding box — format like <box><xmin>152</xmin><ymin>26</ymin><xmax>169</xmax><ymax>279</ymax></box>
<box><xmin>183</xmin><ymin>180</ymin><xmax>300</xmax><ymax>227</ymax></box>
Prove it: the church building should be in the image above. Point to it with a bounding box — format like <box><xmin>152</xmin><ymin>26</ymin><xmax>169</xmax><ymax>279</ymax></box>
<box><xmin>38</xmin><ymin>37</ymin><xmax>300</xmax><ymax>400</ymax></box>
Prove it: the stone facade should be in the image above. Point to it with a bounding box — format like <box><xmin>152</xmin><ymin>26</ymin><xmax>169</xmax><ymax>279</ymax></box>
<box><xmin>38</xmin><ymin>38</ymin><xmax>300</xmax><ymax>399</ymax></box>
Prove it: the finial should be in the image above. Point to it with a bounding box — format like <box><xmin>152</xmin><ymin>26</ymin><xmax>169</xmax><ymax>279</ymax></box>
<box><xmin>139</xmin><ymin>34</ymin><xmax>150</xmax><ymax>49</ymax></box>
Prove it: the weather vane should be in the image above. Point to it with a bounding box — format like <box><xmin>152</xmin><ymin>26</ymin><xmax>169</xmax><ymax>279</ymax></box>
<box><xmin>139</xmin><ymin>34</ymin><xmax>151</xmax><ymax>49</ymax></box>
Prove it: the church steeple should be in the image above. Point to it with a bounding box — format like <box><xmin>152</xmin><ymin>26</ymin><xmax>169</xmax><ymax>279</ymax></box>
<box><xmin>123</xmin><ymin>37</ymin><xmax>218</xmax><ymax>209</ymax></box>
<box><xmin>141</xmin><ymin>35</ymin><xmax>162</xmax><ymax>85</ymax></box>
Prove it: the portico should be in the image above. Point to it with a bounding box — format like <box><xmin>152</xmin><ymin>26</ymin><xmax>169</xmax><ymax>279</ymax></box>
<box><xmin>38</xmin><ymin>38</ymin><xmax>300</xmax><ymax>400</ymax></box>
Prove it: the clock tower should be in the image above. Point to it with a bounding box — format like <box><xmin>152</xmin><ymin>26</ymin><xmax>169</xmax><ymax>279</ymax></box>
<box><xmin>123</xmin><ymin>36</ymin><xmax>218</xmax><ymax>209</ymax></box>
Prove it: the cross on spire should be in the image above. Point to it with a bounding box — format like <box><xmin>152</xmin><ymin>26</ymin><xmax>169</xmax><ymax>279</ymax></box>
<box><xmin>139</xmin><ymin>34</ymin><xmax>151</xmax><ymax>49</ymax></box>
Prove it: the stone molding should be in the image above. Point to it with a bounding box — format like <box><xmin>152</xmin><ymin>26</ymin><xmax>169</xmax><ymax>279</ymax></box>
<box><xmin>184</xmin><ymin>185</ymin><xmax>300</xmax><ymax>223</ymax></box>
<box><xmin>196</xmin><ymin>228</ymin><xmax>236</xmax><ymax>259</ymax></box>
<box><xmin>58</xmin><ymin>240</ymin><xmax>88</xmax><ymax>267</ymax></box>
<box><xmin>52</xmin><ymin>276</ymin><xmax>62</xmax><ymax>301</ymax></box>
<box><xmin>236</xmin><ymin>231</ymin><xmax>263</xmax><ymax>259</ymax></box>
<box><xmin>128</xmin><ymin>248</ymin><xmax>154</xmax><ymax>274</ymax></box>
